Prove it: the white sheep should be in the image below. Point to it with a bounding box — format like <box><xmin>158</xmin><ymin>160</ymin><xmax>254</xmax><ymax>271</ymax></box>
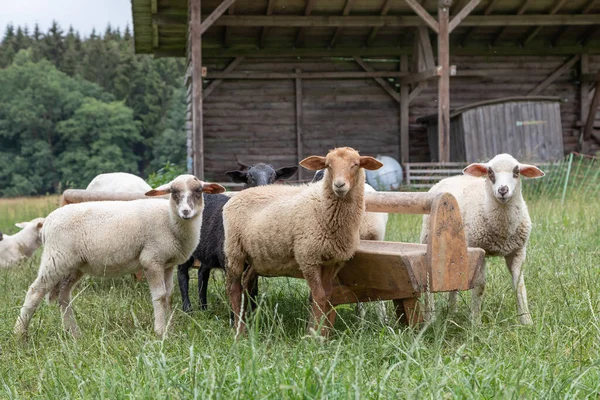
<box><xmin>0</xmin><ymin>218</ymin><xmax>45</xmax><ymax>268</ymax></box>
<box><xmin>420</xmin><ymin>153</ymin><xmax>545</xmax><ymax>325</ymax></box>
<box><xmin>86</xmin><ymin>172</ymin><xmax>152</xmax><ymax>193</ymax></box>
<box><xmin>223</xmin><ymin>147</ymin><xmax>383</xmax><ymax>336</ymax></box>
<box><xmin>14</xmin><ymin>175</ymin><xmax>225</xmax><ymax>338</ymax></box>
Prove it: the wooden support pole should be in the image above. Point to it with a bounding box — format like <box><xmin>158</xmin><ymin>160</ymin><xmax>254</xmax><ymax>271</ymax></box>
<box><xmin>404</xmin><ymin>0</ymin><xmax>440</xmax><ymax>33</ymax></box>
<box><xmin>449</xmin><ymin>0</ymin><xmax>481</xmax><ymax>33</ymax></box>
<box><xmin>437</xmin><ymin>0</ymin><xmax>451</xmax><ymax>163</ymax></box>
<box><xmin>191</xmin><ymin>0</ymin><xmax>204</xmax><ymax>178</ymax></box>
<box><xmin>400</xmin><ymin>56</ymin><xmax>410</xmax><ymax>163</ymax></box>
<box><xmin>203</xmin><ymin>56</ymin><xmax>244</xmax><ymax>99</ymax></box>
<box><xmin>200</xmin><ymin>0</ymin><xmax>236</xmax><ymax>35</ymax></box>
<box><xmin>354</xmin><ymin>56</ymin><xmax>401</xmax><ymax>103</ymax></box>
<box><xmin>584</xmin><ymin>71</ymin><xmax>600</xmax><ymax>141</ymax></box>
<box><xmin>527</xmin><ymin>55</ymin><xmax>580</xmax><ymax>96</ymax></box>
<box><xmin>295</xmin><ymin>68</ymin><xmax>304</xmax><ymax>180</ymax></box>
<box><xmin>580</xmin><ymin>54</ymin><xmax>590</xmax><ymax>135</ymax></box>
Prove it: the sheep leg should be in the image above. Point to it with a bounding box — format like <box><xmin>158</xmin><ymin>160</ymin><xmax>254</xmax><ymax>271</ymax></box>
<box><xmin>304</xmin><ymin>265</ymin><xmax>337</xmax><ymax>336</ymax></box>
<box><xmin>242</xmin><ymin>265</ymin><xmax>259</xmax><ymax>312</ymax></box>
<box><xmin>144</xmin><ymin>267</ymin><xmax>169</xmax><ymax>337</ymax></box>
<box><xmin>505</xmin><ymin>249</ymin><xmax>532</xmax><ymax>325</ymax></box>
<box><xmin>15</xmin><ymin>272</ymin><xmax>65</xmax><ymax>337</ymax></box>
<box><xmin>226</xmin><ymin>256</ymin><xmax>247</xmax><ymax>337</ymax></box>
<box><xmin>198</xmin><ymin>264</ymin><xmax>211</xmax><ymax>310</ymax></box>
<box><xmin>58</xmin><ymin>270</ymin><xmax>84</xmax><ymax>338</ymax></box>
<box><xmin>164</xmin><ymin>266</ymin><xmax>175</xmax><ymax>313</ymax></box>
<box><xmin>470</xmin><ymin>259</ymin><xmax>486</xmax><ymax>324</ymax></box>
<box><xmin>177</xmin><ymin>258</ymin><xmax>194</xmax><ymax>313</ymax></box>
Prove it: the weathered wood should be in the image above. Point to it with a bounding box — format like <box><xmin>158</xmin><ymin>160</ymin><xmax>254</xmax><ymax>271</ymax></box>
<box><xmin>400</xmin><ymin>67</ymin><xmax>440</xmax><ymax>85</ymax></box>
<box><xmin>584</xmin><ymin>72</ymin><xmax>600</xmax><ymax>140</ymax></box>
<box><xmin>394</xmin><ymin>298</ymin><xmax>423</xmax><ymax>326</ymax></box>
<box><xmin>259</xmin><ymin>0</ymin><xmax>275</xmax><ymax>48</ymax></box>
<box><xmin>521</xmin><ymin>0</ymin><xmax>568</xmax><ymax>46</ymax></box>
<box><xmin>527</xmin><ymin>55</ymin><xmax>580</xmax><ymax>96</ymax></box>
<box><xmin>200</xmin><ymin>0</ymin><xmax>237</xmax><ymax>35</ymax></box>
<box><xmin>191</xmin><ymin>0</ymin><xmax>204</xmax><ymax>178</ymax></box>
<box><xmin>404</xmin><ymin>0</ymin><xmax>440</xmax><ymax>33</ymax></box>
<box><xmin>491</xmin><ymin>0</ymin><xmax>533</xmax><ymax>46</ymax></box>
<box><xmin>580</xmin><ymin>54</ymin><xmax>591</xmax><ymax>146</ymax></box>
<box><xmin>295</xmin><ymin>0</ymin><xmax>318</xmax><ymax>47</ymax></box>
<box><xmin>206</xmin><ymin>71</ymin><xmax>410</xmax><ymax>79</ymax></box>
<box><xmin>365</xmin><ymin>0</ymin><xmax>393</xmax><ymax>46</ymax></box>
<box><xmin>417</xmin><ymin>26</ymin><xmax>436</xmax><ymax>70</ymax></box>
<box><xmin>354</xmin><ymin>56</ymin><xmax>401</xmax><ymax>103</ymax></box>
<box><xmin>60</xmin><ymin>190</ymin><xmax>150</xmax><ymax>207</ymax></box>
<box><xmin>295</xmin><ymin>68</ymin><xmax>304</xmax><ymax>181</ymax></box>
<box><xmin>400</xmin><ymin>55</ymin><xmax>410</xmax><ymax>163</ymax></box>
<box><xmin>203</xmin><ymin>56</ymin><xmax>244</xmax><ymax>99</ymax></box>
<box><xmin>449</xmin><ymin>0</ymin><xmax>482</xmax><ymax>33</ymax></box>
<box><xmin>329</xmin><ymin>0</ymin><xmax>355</xmax><ymax>48</ymax></box>
<box><xmin>438</xmin><ymin>1</ymin><xmax>451</xmax><ymax>163</ymax></box>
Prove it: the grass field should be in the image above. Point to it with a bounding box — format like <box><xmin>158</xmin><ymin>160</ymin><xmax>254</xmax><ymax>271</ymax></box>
<box><xmin>1</xmin><ymin>164</ymin><xmax>599</xmax><ymax>398</ymax></box>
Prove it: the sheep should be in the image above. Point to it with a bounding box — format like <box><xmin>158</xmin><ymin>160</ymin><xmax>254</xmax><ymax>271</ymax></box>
<box><xmin>86</xmin><ymin>172</ymin><xmax>152</xmax><ymax>193</ymax></box>
<box><xmin>312</xmin><ymin>170</ymin><xmax>389</xmax><ymax>321</ymax></box>
<box><xmin>14</xmin><ymin>175</ymin><xmax>226</xmax><ymax>338</ymax></box>
<box><xmin>178</xmin><ymin>163</ymin><xmax>298</xmax><ymax>312</ymax></box>
<box><xmin>223</xmin><ymin>147</ymin><xmax>383</xmax><ymax>336</ymax></box>
<box><xmin>420</xmin><ymin>153</ymin><xmax>545</xmax><ymax>325</ymax></box>
<box><xmin>0</xmin><ymin>218</ymin><xmax>45</xmax><ymax>268</ymax></box>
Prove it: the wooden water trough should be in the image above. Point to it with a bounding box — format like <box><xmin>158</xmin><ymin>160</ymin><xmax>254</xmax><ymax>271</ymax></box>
<box><xmin>60</xmin><ymin>189</ymin><xmax>485</xmax><ymax>327</ymax></box>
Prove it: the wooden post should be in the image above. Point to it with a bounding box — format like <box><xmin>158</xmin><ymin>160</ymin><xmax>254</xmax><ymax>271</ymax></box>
<box><xmin>584</xmin><ymin>72</ymin><xmax>600</xmax><ymax>142</ymax></box>
<box><xmin>400</xmin><ymin>55</ymin><xmax>410</xmax><ymax>163</ymax></box>
<box><xmin>437</xmin><ymin>0</ymin><xmax>451</xmax><ymax>162</ymax></box>
<box><xmin>295</xmin><ymin>68</ymin><xmax>304</xmax><ymax>180</ymax></box>
<box><xmin>580</xmin><ymin>54</ymin><xmax>590</xmax><ymax>150</ymax></box>
<box><xmin>191</xmin><ymin>0</ymin><xmax>204</xmax><ymax>179</ymax></box>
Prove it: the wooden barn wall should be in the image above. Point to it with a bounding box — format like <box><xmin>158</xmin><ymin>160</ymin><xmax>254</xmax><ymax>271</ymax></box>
<box><xmin>588</xmin><ymin>55</ymin><xmax>600</xmax><ymax>155</ymax></box>
<box><xmin>187</xmin><ymin>55</ymin><xmax>594</xmax><ymax>180</ymax></box>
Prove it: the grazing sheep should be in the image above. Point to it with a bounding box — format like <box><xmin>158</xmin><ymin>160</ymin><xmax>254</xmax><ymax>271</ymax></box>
<box><xmin>223</xmin><ymin>147</ymin><xmax>383</xmax><ymax>336</ymax></box>
<box><xmin>0</xmin><ymin>218</ymin><xmax>45</xmax><ymax>268</ymax></box>
<box><xmin>312</xmin><ymin>170</ymin><xmax>389</xmax><ymax>321</ymax></box>
<box><xmin>178</xmin><ymin>163</ymin><xmax>298</xmax><ymax>312</ymax></box>
<box><xmin>420</xmin><ymin>153</ymin><xmax>544</xmax><ymax>325</ymax></box>
<box><xmin>14</xmin><ymin>175</ymin><xmax>225</xmax><ymax>338</ymax></box>
<box><xmin>86</xmin><ymin>172</ymin><xmax>152</xmax><ymax>193</ymax></box>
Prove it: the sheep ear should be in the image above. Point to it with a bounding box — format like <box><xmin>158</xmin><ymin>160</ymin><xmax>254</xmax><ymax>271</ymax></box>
<box><xmin>145</xmin><ymin>183</ymin><xmax>171</xmax><ymax>196</ymax></box>
<box><xmin>15</xmin><ymin>222</ymin><xmax>27</xmax><ymax>229</ymax></box>
<box><xmin>275</xmin><ymin>166</ymin><xmax>298</xmax><ymax>180</ymax></box>
<box><xmin>463</xmin><ymin>163</ymin><xmax>488</xmax><ymax>177</ymax></box>
<box><xmin>202</xmin><ymin>183</ymin><xmax>226</xmax><ymax>194</ymax></box>
<box><xmin>225</xmin><ymin>170</ymin><xmax>248</xmax><ymax>184</ymax></box>
<box><xmin>359</xmin><ymin>156</ymin><xmax>384</xmax><ymax>171</ymax></box>
<box><xmin>519</xmin><ymin>164</ymin><xmax>545</xmax><ymax>178</ymax></box>
<box><xmin>300</xmin><ymin>156</ymin><xmax>327</xmax><ymax>171</ymax></box>
<box><xmin>36</xmin><ymin>220</ymin><xmax>44</xmax><ymax>229</ymax></box>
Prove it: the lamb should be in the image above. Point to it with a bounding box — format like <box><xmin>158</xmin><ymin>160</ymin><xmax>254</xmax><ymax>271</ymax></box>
<box><xmin>14</xmin><ymin>175</ymin><xmax>225</xmax><ymax>338</ymax></box>
<box><xmin>0</xmin><ymin>218</ymin><xmax>45</xmax><ymax>268</ymax></box>
<box><xmin>420</xmin><ymin>153</ymin><xmax>545</xmax><ymax>325</ymax></box>
<box><xmin>86</xmin><ymin>172</ymin><xmax>152</xmax><ymax>193</ymax></box>
<box><xmin>223</xmin><ymin>147</ymin><xmax>383</xmax><ymax>336</ymax></box>
<box><xmin>177</xmin><ymin>163</ymin><xmax>298</xmax><ymax>312</ymax></box>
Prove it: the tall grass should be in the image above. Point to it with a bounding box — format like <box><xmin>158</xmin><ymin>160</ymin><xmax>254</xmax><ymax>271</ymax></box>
<box><xmin>0</xmin><ymin>161</ymin><xmax>599</xmax><ymax>398</ymax></box>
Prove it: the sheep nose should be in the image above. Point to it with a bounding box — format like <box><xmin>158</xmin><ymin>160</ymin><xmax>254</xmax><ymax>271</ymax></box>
<box><xmin>334</xmin><ymin>181</ymin><xmax>346</xmax><ymax>189</ymax></box>
<box><xmin>182</xmin><ymin>209</ymin><xmax>191</xmax><ymax>217</ymax></box>
<box><xmin>498</xmin><ymin>186</ymin><xmax>508</xmax><ymax>196</ymax></box>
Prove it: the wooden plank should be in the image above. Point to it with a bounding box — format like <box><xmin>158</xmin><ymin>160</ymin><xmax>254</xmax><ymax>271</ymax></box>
<box><xmin>521</xmin><ymin>0</ymin><xmax>569</xmax><ymax>46</ymax></box>
<box><xmin>259</xmin><ymin>0</ymin><xmax>275</xmax><ymax>48</ymax></box>
<box><xmin>400</xmin><ymin>55</ymin><xmax>410</xmax><ymax>163</ymax></box>
<box><xmin>203</xmin><ymin>56</ymin><xmax>245</xmax><ymax>99</ymax></box>
<box><xmin>409</xmin><ymin>82</ymin><xmax>427</xmax><ymax>103</ymax></box>
<box><xmin>206</xmin><ymin>71</ymin><xmax>411</xmax><ymax>79</ymax></box>
<box><xmin>191</xmin><ymin>0</ymin><xmax>204</xmax><ymax>178</ymax></box>
<box><xmin>365</xmin><ymin>0</ymin><xmax>393</xmax><ymax>46</ymax></box>
<box><xmin>295</xmin><ymin>68</ymin><xmax>304</xmax><ymax>180</ymax></box>
<box><xmin>295</xmin><ymin>0</ymin><xmax>318</xmax><ymax>48</ymax></box>
<box><xmin>449</xmin><ymin>0</ymin><xmax>482</xmax><ymax>33</ymax></box>
<box><xmin>527</xmin><ymin>55</ymin><xmax>580</xmax><ymax>95</ymax></box>
<box><xmin>354</xmin><ymin>56</ymin><xmax>401</xmax><ymax>103</ymax></box>
<box><xmin>580</xmin><ymin>54</ymin><xmax>591</xmax><ymax>144</ymax></box>
<box><xmin>200</xmin><ymin>0</ymin><xmax>237</xmax><ymax>35</ymax></box>
<box><xmin>404</xmin><ymin>0</ymin><xmax>440</xmax><ymax>33</ymax></box>
<box><xmin>329</xmin><ymin>0</ymin><xmax>356</xmax><ymax>48</ymax></box>
<box><xmin>584</xmin><ymin>71</ymin><xmax>600</xmax><ymax>140</ymax></box>
<box><xmin>438</xmin><ymin>1</ymin><xmax>451</xmax><ymax>162</ymax></box>
<box><xmin>417</xmin><ymin>26</ymin><xmax>435</xmax><ymax>70</ymax></box>
<box><xmin>491</xmin><ymin>0</ymin><xmax>533</xmax><ymax>46</ymax></box>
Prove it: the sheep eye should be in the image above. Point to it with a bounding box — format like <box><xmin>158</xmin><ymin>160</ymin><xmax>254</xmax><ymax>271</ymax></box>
<box><xmin>513</xmin><ymin>166</ymin><xmax>520</xmax><ymax>178</ymax></box>
<box><xmin>487</xmin><ymin>169</ymin><xmax>496</xmax><ymax>183</ymax></box>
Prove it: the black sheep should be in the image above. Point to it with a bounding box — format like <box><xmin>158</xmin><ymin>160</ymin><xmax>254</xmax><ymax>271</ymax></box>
<box><xmin>177</xmin><ymin>163</ymin><xmax>298</xmax><ymax>312</ymax></box>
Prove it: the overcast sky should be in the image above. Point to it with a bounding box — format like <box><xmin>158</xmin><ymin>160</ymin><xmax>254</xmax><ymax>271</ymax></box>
<box><xmin>2</xmin><ymin>0</ymin><xmax>132</xmax><ymax>37</ymax></box>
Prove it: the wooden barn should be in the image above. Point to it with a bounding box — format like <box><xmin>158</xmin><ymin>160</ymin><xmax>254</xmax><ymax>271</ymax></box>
<box><xmin>130</xmin><ymin>0</ymin><xmax>600</xmax><ymax>181</ymax></box>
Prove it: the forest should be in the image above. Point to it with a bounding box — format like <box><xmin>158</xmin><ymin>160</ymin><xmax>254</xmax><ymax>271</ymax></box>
<box><xmin>0</xmin><ymin>23</ymin><xmax>187</xmax><ymax>197</ymax></box>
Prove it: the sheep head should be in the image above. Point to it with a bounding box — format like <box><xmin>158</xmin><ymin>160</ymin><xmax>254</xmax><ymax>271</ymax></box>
<box><xmin>301</xmin><ymin>147</ymin><xmax>383</xmax><ymax>198</ymax></box>
<box><xmin>146</xmin><ymin>174</ymin><xmax>226</xmax><ymax>219</ymax></box>
<box><xmin>463</xmin><ymin>153</ymin><xmax>545</xmax><ymax>204</ymax></box>
<box><xmin>225</xmin><ymin>163</ymin><xmax>298</xmax><ymax>188</ymax></box>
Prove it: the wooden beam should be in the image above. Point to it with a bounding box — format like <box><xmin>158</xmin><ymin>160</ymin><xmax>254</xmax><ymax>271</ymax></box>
<box><xmin>329</xmin><ymin>0</ymin><xmax>355</xmax><ymax>48</ymax></box>
<box><xmin>203</xmin><ymin>56</ymin><xmax>244</xmax><ymax>99</ymax></box>
<box><xmin>552</xmin><ymin>0</ymin><xmax>597</xmax><ymax>46</ymax></box>
<box><xmin>438</xmin><ymin>0</ymin><xmax>451</xmax><ymax>163</ymax></box>
<box><xmin>491</xmin><ymin>0</ymin><xmax>532</xmax><ymax>46</ymax></box>
<box><xmin>399</xmin><ymin>68</ymin><xmax>441</xmax><ymax>84</ymax></box>
<box><xmin>584</xmin><ymin>71</ymin><xmax>600</xmax><ymax>140</ymax></box>
<box><xmin>580</xmin><ymin>54</ymin><xmax>590</xmax><ymax>148</ymax></box>
<box><xmin>400</xmin><ymin>55</ymin><xmax>410</xmax><ymax>163</ymax></box>
<box><xmin>295</xmin><ymin>68</ymin><xmax>304</xmax><ymax>180</ymax></box>
<box><xmin>295</xmin><ymin>0</ymin><xmax>318</xmax><ymax>47</ymax></box>
<box><xmin>404</xmin><ymin>0</ymin><xmax>440</xmax><ymax>33</ymax></box>
<box><xmin>152</xmin><ymin>23</ymin><xmax>159</xmax><ymax>48</ymax></box>
<box><xmin>527</xmin><ymin>55</ymin><xmax>580</xmax><ymax>95</ymax></box>
<box><xmin>459</xmin><ymin>0</ymin><xmax>500</xmax><ymax>46</ymax></box>
<box><xmin>417</xmin><ymin>26</ymin><xmax>436</xmax><ymax>69</ymax></box>
<box><xmin>200</xmin><ymin>0</ymin><xmax>237</xmax><ymax>35</ymax></box>
<box><xmin>354</xmin><ymin>56</ymin><xmax>401</xmax><ymax>103</ymax></box>
<box><xmin>259</xmin><ymin>0</ymin><xmax>275</xmax><ymax>48</ymax></box>
<box><xmin>191</xmin><ymin>0</ymin><xmax>204</xmax><ymax>178</ymax></box>
<box><xmin>521</xmin><ymin>0</ymin><xmax>568</xmax><ymax>46</ymax></box>
<box><xmin>409</xmin><ymin>82</ymin><xmax>427</xmax><ymax>102</ymax></box>
<box><xmin>206</xmin><ymin>71</ymin><xmax>411</xmax><ymax>79</ymax></box>
<box><xmin>365</xmin><ymin>0</ymin><xmax>393</xmax><ymax>46</ymax></box>
<box><xmin>449</xmin><ymin>0</ymin><xmax>482</xmax><ymax>33</ymax></box>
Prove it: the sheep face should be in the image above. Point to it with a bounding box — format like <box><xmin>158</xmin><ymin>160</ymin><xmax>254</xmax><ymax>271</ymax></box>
<box><xmin>14</xmin><ymin>218</ymin><xmax>44</xmax><ymax>245</ymax></box>
<box><xmin>463</xmin><ymin>153</ymin><xmax>545</xmax><ymax>204</ymax></box>
<box><xmin>146</xmin><ymin>175</ymin><xmax>226</xmax><ymax>219</ymax></box>
<box><xmin>225</xmin><ymin>163</ymin><xmax>298</xmax><ymax>188</ymax></box>
<box><xmin>0</xmin><ymin>232</ymin><xmax>3</xmax><ymax>241</ymax></box>
<box><xmin>300</xmin><ymin>147</ymin><xmax>383</xmax><ymax>198</ymax></box>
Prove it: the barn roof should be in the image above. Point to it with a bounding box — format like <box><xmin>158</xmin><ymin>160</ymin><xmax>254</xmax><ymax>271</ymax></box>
<box><xmin>131</xmin><ymin>0</ymin><xmax>600</xmax><ymax>58</ymax></box>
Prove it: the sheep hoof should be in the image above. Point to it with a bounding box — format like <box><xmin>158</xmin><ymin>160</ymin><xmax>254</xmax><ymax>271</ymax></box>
<box><xmin>519</xmin><ymin>313</ymin><xmax>533</xmax><ymax>325</ymax></box>
<box><xmin>14</xmin><ymin>324</ymin><xmax>28</xmax><ymax>339</ymax></box>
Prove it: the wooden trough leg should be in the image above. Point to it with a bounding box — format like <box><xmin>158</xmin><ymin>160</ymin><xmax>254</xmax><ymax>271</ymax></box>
<box><xmin>394</xmin><ymin>297</ymin><xmax>423</xmax><ymax>327</ymax></box>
